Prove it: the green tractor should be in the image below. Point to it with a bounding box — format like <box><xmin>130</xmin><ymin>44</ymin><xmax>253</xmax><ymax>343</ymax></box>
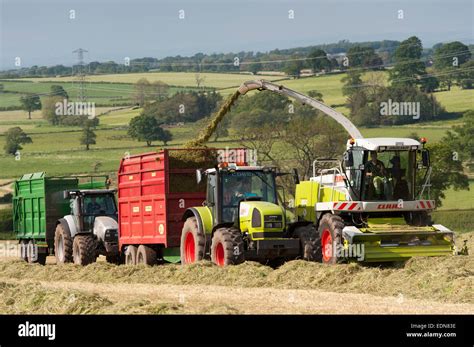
<box><xmin>180</xmin><ymin>162</ymin><xmax>319</xmax><ymax>266</ymax></box>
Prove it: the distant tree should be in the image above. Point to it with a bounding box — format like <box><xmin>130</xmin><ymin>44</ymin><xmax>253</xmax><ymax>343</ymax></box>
<box><xmin>20</xmin><ymin>94</ymin><xmax>41</xmax><ymax>119</ymax></box>
<box><xmin>433</xmin><ymin>41</ymin><xmax>471</xmax><ymax>91</ymax></box>
<box><xmin>308</xmin><ymin>49</ymin><xmax>331</xmax><ymax>72</ymax></box>
<box><xmin>128</xmin><ymin>114</ymin><xmax>173</xmax><ymax>146</ymax></box>
<box><xmin>283</xmin><ymin>59</ymin><xmax>304</xmax><ymax>78</ymax></box>
<box><xmin>80</xmin><ymin>120</ymin><xmax>97</xmax><ymax>150</ymax></box>
<box><xmin>42</xmin><ymin>96</ymin><xmax>63</xmax><ymax>125</ymax></box>
<box><xmin>50</xmin><ymin>85</ymin><xmax>68</xmax><ymax>99</ymax></box>
<box><xmin>389</xmin><ymin>36</ymin><xmax>426</xmax><ymax>87</ymax></box>
<box><xmin>247</xmin><ymin>61</ymin><xmax>262</xmax><ymax>75</ymax></box>
<box><xmin>456</xmin><ymin>60</ymin><xmax>474</xmax><ymax>89</ymax></box>
<box><xmin>420</xmin><ymin>75</ymin><xmax>440</xmax><ymax>93</ymax></box>
<box><xmin>346</xmin><ymin>46</ymin><xmax>383</xmax><ymax>69</ymax></box>
<box><xmin>133</xmin><ymin>78</ymin><xmax>151</xmax><ymax>106</ymax></box>
<box><xmin>341</xmin><ymin>69</ymin><xmax>363</xmax><ymax>97</ymax></box>
<box><xmin>4</xmin><ymin>127</ymin><xmax>32</xmax><ymax>155</ymax></box>
<box><xmin>195</xmin><ymin>73</ymin><xmax>206</xmax><ymax>88</ymax></box>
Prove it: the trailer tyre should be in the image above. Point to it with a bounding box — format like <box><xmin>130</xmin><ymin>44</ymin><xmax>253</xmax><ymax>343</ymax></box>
<box><xmin>54</xmin><ymin>223</ymin><xmax>73</xmax><ymax>264</ymax></box>
<box><xmin>26</xmin><ymin>240</ymin><xmax>47</xmax><ymax>265</ymax></box>
<box><xmin>318</xmin><ymin>214</ymin><xmax>344</xmax><ymax>264</ymax></box>
<box><xmin>211</xmin><ymin>228</ymin><xmax>244</xmax><ymax>267</ymax></box>
<box><xmin>125</xmin><ymin>245</ymin><xmax>137</xmax><ymax>265</ymax></box>
<box><xmin>20</xmin><ymin>240</ymin><xmax>28</xmax><ymax>262</ymax></box>
<box><xmin>180</xmin><ymin>217</ymin><xmax>206</xmax><ymax>264</ymax></box>
<box><xmin>136</xmin><ymin>245</ymin><xmax>157</xmax><ymax>265</ymax></box>
<box><xmin>294</xmin><ymin>224</ymin><xmax>322</xmax><ymax>262</ymax></box>
<box><xmin>73</xmin><ymin>235</ymin><xmax>96</xmax><ymax>266</ymax></box>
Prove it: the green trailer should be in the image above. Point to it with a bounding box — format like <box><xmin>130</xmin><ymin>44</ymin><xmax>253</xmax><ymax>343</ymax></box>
<box><xmin>13</xmin><ymin>172</ymin><xmax>110</xmax><ymax>264</ymax></box>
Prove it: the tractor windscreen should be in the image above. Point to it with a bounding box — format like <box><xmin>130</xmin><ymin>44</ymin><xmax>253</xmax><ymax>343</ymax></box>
<box><xmin>221</xmin><ymin>170</ymin><xmax>277</xmax><ymax>222</ymax></box>
<box><xmin>81</xmin><ymin>193</ymin><xmax>117</xmax><ymax>231</ymax></box>
<box><xmin>361</xmin><ymin>150</ymin><xmax>416</xmax><ymax>201</ymax></box>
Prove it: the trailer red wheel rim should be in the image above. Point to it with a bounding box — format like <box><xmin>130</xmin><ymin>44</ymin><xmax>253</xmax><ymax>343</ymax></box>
<box><xmin>184</xmin><ymin>232</ymin><xmax>195</xmax><ymax>263</ymax></box>
<box><xmin>215</xmin><ymin>242</ymin><xmax>225</xmax><ymax>267</ymax></box>
<box><xmin>321</xmin><ymin>228</ymin><xmax>332</xmax><ymax>262</ymax></box>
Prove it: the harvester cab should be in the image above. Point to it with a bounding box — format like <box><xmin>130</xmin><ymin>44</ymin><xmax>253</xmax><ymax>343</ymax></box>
<box><xmin>181</xmin><ymin>161</ymin><xmax>318</xmax><ymax>266</ymax></box>
<box><xmin>55</xmin><ymin>184</ymin><xmax>120</xmax><ymax>265</ymax></box>
<box><xmin>295</xmin><ymin>137</ymin><xmax>455</xmax><ymax>263</ymax></box>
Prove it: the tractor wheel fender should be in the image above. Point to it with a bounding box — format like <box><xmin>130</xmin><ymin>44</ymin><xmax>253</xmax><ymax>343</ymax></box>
<box><xmin>62</xmin><ymin>215</ymin><xmax>78</xmax><ymax>238</ymax></box>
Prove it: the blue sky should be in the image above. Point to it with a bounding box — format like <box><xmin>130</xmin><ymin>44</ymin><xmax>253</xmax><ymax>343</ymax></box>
<box><xmin>0</xmin><ymin>0</ymin><xmax>472</xmax><ymax>69</ymax></box>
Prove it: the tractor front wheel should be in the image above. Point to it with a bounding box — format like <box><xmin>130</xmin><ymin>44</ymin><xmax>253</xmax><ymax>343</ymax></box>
<box><xmin>211</xmin><ymin>228</ymin><xmax>244</xmax><ymax>267</ymax></box>
<box><xmin>294</xmin><ymin>224</ymin><xmax>321</xmax><ymax>261</ymax></box>
<box><xmin>180</xmin><ymin>217</ymin><xmax>206</xmax><ymax>265</ymax></box>
<box><xmin>72</xmin><ymin>235</ymin><xmax>97</xmax><ymax>266</ymax></box>
<box><xmin>54</xmin><ymin>223</ymin><xmax>73</xmax><ymax>264</ymax></box>
<box><xmin>318</xmin><ymin>214</ymin><xmax>344</xmax><ymax>264</ymax></box>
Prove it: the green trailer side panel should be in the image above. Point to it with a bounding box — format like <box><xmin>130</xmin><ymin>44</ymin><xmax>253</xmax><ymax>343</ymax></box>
<box><xmin>13</xmin><ymin>173</ymin><xmax>78</xmax><ymax>242</ymax></box>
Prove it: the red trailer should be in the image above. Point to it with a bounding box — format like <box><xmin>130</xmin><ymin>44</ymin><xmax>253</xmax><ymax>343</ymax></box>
<box><xmin>117</xmin><ymin>148</ymin><xmax>246</xmax><ymax>264</ymax></box>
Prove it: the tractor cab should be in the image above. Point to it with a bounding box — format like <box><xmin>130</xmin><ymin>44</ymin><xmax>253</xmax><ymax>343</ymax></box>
<box><xmin>65</xmin><ymin>189</ymin><xmax>118</xmax><ymax>233</ymax></box>
<box><xmin>343</xmin><ymin>138</ymin><xmax>430</xmax><ymax>202</ymax></box>
<box><xmin>200</xmin><ymin>163</ymin><xmax>279</xmax><ymax>226</ymax></box>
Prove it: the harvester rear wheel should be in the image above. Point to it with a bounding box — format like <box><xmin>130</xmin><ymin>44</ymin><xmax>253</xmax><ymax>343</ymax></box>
<box><xmin>318</xmin><ymin>214</ymin><xmax>344</xmax><ymax>264</ymax></box>
<box><xmin>124</xmin><ymin>245</ymin><xmax>137</xmax><ymax>265</ymax></box>
<box><xmin>180</xmin><ymin>217</ymin><xmax>206</xmax><ymax>265</ymax></box>
<box><xmin>54</xmin><ymin>223</ymin><xmax>73</xmax><ymax>264</ymax></box>
<box><xmin>136</xmin><ymin>245</ymin><xmax>157</xmax><ymax>265</ymax></box>
<box><xmin>72</xmin><ymin>235</ymin><xmax>97</xmax><ymax>266</ymax></box>
<box><xmin>211</xmin><ymin>227</ymin><xmax>244</xmax><ymax>267</ymax></box>
<box><xmin>294</xmin><ymin>224</ymin><xmax>322</xmax><ymax>261</ymax></box>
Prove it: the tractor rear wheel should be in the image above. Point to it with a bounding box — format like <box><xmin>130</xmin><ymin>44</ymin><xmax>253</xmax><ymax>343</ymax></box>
<box><xmin>72</xmin><ymin>235</ymin><xmax>96</xmax><ymax>266</ymax></box>
<box><xmin>294</xmin><ymin>224</ymin><xmax>322</xmax><ymax>261</ymax></box>
<box><xmin>211</xmin><ymin>228</ymin><xmax>244</xmax><ymax>267</ymax></box>
<box><xmin>136</xmin><ymin>245</ymin><xmax>157</xmax><ymax>265</ymax></box>
<box><xmin>318</xmin><ymin>214</ymin><xmax>344</xmax><ymax>264</ymax></box>
<box><xmin>54</xmin><ymin>223</ymin><xmax>73</xmax><ymax>264</ymax></box>
<box><xmin>125</xmin><ymin>245</ymin><xmax>137</xmax><ymax>265</ymax></box>
<box><xmin>180</xmin><ymin>217</ymin><xmax>206</xmax><ymax>265</ymax></box>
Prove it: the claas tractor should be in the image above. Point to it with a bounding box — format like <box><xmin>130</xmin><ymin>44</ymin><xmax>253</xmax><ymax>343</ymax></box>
<box><xmin>180</xmin><ymin>162</ymin><xmax>319</xmax><ymax>266</ymax></box>
<box><xmin>294</xmin><ymin>137</ymin><xmax>455</xmax><ymax>263</ymax></box>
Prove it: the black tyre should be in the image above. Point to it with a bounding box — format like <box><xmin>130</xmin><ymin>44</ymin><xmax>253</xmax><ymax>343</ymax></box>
<box><xmin>54</xmin><ymin>223</ymin><xmax>73</xmax><ymax>264</ymax></box>
<box><xmin>294</xmin><ymin>224</ymin><xmax>322</xmax><ymax>262</ymax></box>
<box><xmin>180</xmin><ymin>217</ymin><xmax>206</xmax><ymax>265</ymax></box>
<box><xmin>136</xmin><ymin>245</ymin><xmax>157</xmax><ymax>265</ymax></box>
<box><xmin>124</xmin><ymin>245</ymin><xmax>137</xmax><ymax>265</ymax></box>
<box><xmin>72</xmin><ymin>235</ymin><xmax>97</xmax><ymax>266</ymax></box>
<box><xmin>19</xmin><ymin>239</ymin><xmax>28</xmax><ymax>262</ymax></box>
<box><xmin>26</xmin><ymin>240</ymin><xmax>47</xmax><ymax>265</ymax></box>
<box><xmin>211</xmin><ymin>227</ymin><xmax>244</xmax><ymax>266</ymax></box>
<box><xmin>318</xmin><ymin>214</ymin><xmax>344</xmax><ymax>264</ymax></box>
<box><xmin>106</xmin><ymin>254</ymin><xmax>122</xmax><ymax>265</ymax></box>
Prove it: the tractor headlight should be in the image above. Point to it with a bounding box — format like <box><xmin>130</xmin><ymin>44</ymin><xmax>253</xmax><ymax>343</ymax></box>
<box><xmin>263</xmin><ymin>215</ymin><xmax>282</xmax><ymax>229</ymax></box>
<box><xmin>264</xmin><ymin>222</ymin><xmax>283</xmax><ymax>229</ymax></box>
<box><xmin>251</xmin><ymin>209</ymin><xmax>262</xmax><ymax>228</ymax></box>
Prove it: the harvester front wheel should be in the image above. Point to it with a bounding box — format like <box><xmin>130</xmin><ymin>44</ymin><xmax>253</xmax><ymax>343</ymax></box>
<box><xmin>136</xmin><ymin>245</ymin><xmax>157</xmax><ymax>265</ymax></box>
<box><xmin>54</xmin><ymin>223</ymin><xmax>73</xmax><ymax>264</ymax></box>
<box><xmin>180</xmin><ymin>217</ymin><xmax>206</xmax><ymax>265</ymax></box>
<box><xmin>318</xmin><ymin>214</ymin><xmax>344</xmax><ymax>264</ymax></box>
<box><xmin>294</xmin><ymin>224</ymin><xmax>322</xmax><ymax>261</ymax></box>
<box><xmin>72</xmin><ymin>235</ymin><xmax>97</xmax><ymax>266</ymax></box>
<box><xmin>211</xmin><ymin>228</ymin><xmax>244</xmax><ymax>267</ymax></box>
